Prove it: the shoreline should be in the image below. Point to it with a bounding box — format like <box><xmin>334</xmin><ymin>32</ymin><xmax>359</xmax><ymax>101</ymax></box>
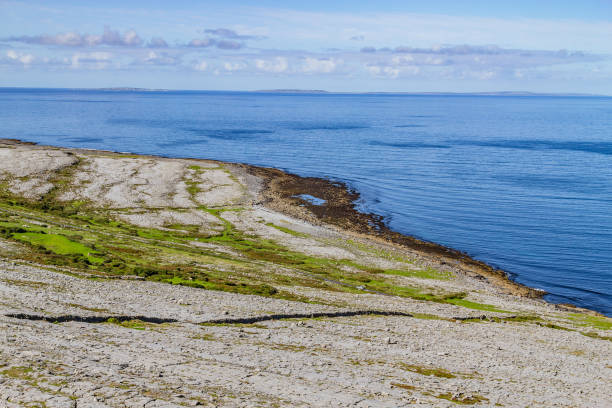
<box><xmin>4</xmin><ymin>137</ymin><xmax>599</xmax><ymax>315</ymax></box>
<box><xmin>243</xmin><ymin>164</ymin><xmax>545</xmax><ymax>299</ymax></box>
<box><xmin>1</xmin><ymin>138</ymin><xmax>611</xmax><ymax>406</ymax></box>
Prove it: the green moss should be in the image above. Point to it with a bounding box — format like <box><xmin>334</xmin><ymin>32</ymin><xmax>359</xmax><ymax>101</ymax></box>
<box><xmin>1</xmin><ymin>278</ymin><xmax>49</xmax><ymax>288</ymax></box>
<box><xmin>267</xmin><ymin>343</ymin><xmax>308</xmax><ymax>352</ymax></box>
<box><xmin>461</xmin><ymin>314</ymin><xmax>542</xmax><ymax>324</ymax></box>
<box><xmin>0</xmin><ymin>366</ymin><xmax>34</xmax><ymax>380</ymax></box>
<box><xmin>105</xmin><ymin>318</ymin><xmax>146</xmax><ymax>330</ymax></box>
<box><xmin>201</xmin><ymin>322</ymin><xmax>268</xmax><ymax>328</ymax></box>
<box><xmin>0</xmin><ymin>175</ymin><xmax>522</xmax><ymax>310</ymax></box>
<box><xmin>383</xmin><ymin>266</ymin><xmax>452</xmax><ymax>280</ymax></box>
<box><xmin>191</xmin><ymin>332</ymin><xmax>217</xmax><ymax>341</ymax></box>
<box><xmin>12</xmin><ymin>232</ymin><xmax>104</xmax><ymax>264</ymax></box>
<box><xmin>567</xmin><ymin>313</ymin><xmax>612</xmax><ymax>330</ymax></box>
<box><xmin>186</xmin><ymin>181</ymin><xmax>201</xmax><ymax>197</ymax></box>
<box><xmin>398</xmin><ymin>363</ymin><xmax>456</xmax><ymax>378</ymax></box>
<box><xmin>541</xmin><ymin>323</ymin><xmax>574</xmax><ymax>331</ymax></box>
<box><xmin>165</xmin><ymin>276</ymin><xmax>279</xmax><ymax>297</ymax></box>
<box><xmin>343</xmin><ymin>239</ymin><xmax>415</xmax><ymax>263</ymax></box>
<box><xmin>265</xmin><ymin>223</ymin><xmax>308</xmax><ymax>238</ymax></box>
<box><xmin>445</xmin><ymin>298</ymin><xmax>510</xmax><ymax>313</ymax></box>
<box><xmin>66</xmin><ymin>303</ymin><xmax>109</xmax><ymax>313</ymax></box>
<box><xmin>0</xmin><ymin>220</ymin><xmax>42</xmax><ymax>230</ymax></box>
<box><xmin>412</xmin><ymin>313</ymin><xmax>446</xmax><ymax>321</ymax></box>
<box><xmin>436</xmin><ymin>392</ymin><xmax>489</xmax><ymax>405</ymax></box>
<box><xmin>580</xmin><ymin>331</ymin><xmax>612</xmax><ymax>341</ymax></box>
<box><xmin>390</xmin><ymin>382</ymin><xmax>417</xmax><ymax>391</ymax></box>
<box><xmin>136</xmin><ymin>227</ymin><xmax>178</xmax><ymax>242</ymax></box>
<box><xmin>501</xmin><ymin>315</ymin><xmax>540</xmax><ymax>323</ymax></box>
<box><xmin>219</xmin><ymin>164</ymin><xmax>241</xmax><ymax>185</ymax></box>
<box><xmin>164</xmin><ymin>223</ymin><xmax>203</xmax><ymax>235</ymax></box>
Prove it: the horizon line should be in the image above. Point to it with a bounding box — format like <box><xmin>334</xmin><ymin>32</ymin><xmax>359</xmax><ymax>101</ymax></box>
<box><xmin>0</xmin><ymin>86</ymin><xmax>609</xmax><ymax>97</ymax></box>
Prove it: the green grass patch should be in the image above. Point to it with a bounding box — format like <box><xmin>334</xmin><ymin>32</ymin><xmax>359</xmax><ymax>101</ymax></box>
<box><xmin>66</xmin><ymin>303</ymin><xmax>109</xmax><ymax>313</ymax></box>
<box><xmin>186</xmin><ymin>180</ymin><xmax>201</xmax><ymax>197</ymax></box>
<box><xmin>412</xmin><ymin>312</ymin><xmax>446</xmax><ymax>321</ymax></box>
<box><xmin>265</xmin><ymin>222</ymin><xmax>308</xmax><ymax>238</ymax></box>
<box><xmin>1</xmin><ymin>278</ymin><xmax>49</xmax><ymax>288</ymax></box>
<box><xmin>398</xmin><ymin>363</ymin><xmax>456</xmax><ymax>378</ymax></box>
<box><xmin>105</xmin><ymin>318</ymin><xmax>146</xmax><ymax>330</ymax></box>
<box><xmin>164</xmin><ymin>223</ymin><xmax>202</xmax><ymax>235</ymax></box>
<box><xmin>116</xmin><ymin>154</ymin><xmax>142</xmax><ymax>158</ymax></box>
<box><xmin>580</xmin><ymin>331</ymin><xmax>612</xmax><ymax>341</ymax></box>
<box><xmin>390</xmin><ymin>382</ymin><xmax>417</xmax><ymax>391</ymax></box>
<box><xmin>436</xmin><ymin>392</ymin><xmax>488</xmax><ymax>405</ymax></box>
<box><xmin>567</xmin><ymin>313</ymin><xmax>612</xmax><ymax>330</ymax></box>
<box><xmin>0</xmin><ymin>185</ymin><xmax>520</xmax><ymax>310</ymax></box>
<box><xmin>0</xmin><ymin>366</ymin><xmax>34</xmax><ymax>380</ymax></box>
<box><xmin>200</xmin><ymin>322</ymin><xmax>268</xmax><ymax>328</ymax></box>
<box><xmin>12</xmin><ymin>232</ymin><xmax>104</xmax><ymax>264</ymax></box>
<box><xmin>165</xmin><ymin>275</ymin><xmax>278</xmax><ymax>297</ymax></box>
<box><xmin>191</xmin><ymin>332</ymin><xmax>217</xmax><ymax>341</ymax></box>
<box><xmin>344</xmin><ymin>239</ymin><xmax>416</xmax><ymax>263</ymax></box>
<box><xmin>384</xmin><ymin>267</ymin><xmax>452</xmax><ymax>280</ymax></box>
<box><xmin>541</xmin><ymin>322</ymin><xmax>574</xmax><ymax>331</ymax></box>
<box><xmin>445</xmin><ymin>298</ymin><xmax>510</xmax><ymax>313</ymax></box>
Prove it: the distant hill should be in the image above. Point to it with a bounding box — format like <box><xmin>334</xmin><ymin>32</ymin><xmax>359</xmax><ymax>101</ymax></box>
<box><xmin>254</xmin><ymin>89</ymin><xmax>600</xmax><ymax>97</ymax></box>
<box><xmin>95</xmin><ymin>87</ymin><xmax>169</xmax><ymax>92</ymax></box>
<box><xmin>254</xmin><ymin>89</ymin><xmax>330</xmax><ymax>94</ymax></box>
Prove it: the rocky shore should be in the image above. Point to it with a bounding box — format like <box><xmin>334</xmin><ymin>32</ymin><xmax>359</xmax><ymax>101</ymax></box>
<box><xmin>0</xmin><ymin>139</ymin><xmax>610</xmax><ymax>407</ymax></box>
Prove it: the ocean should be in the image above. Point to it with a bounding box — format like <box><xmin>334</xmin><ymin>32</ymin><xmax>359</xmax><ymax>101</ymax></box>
<box><xmin>1</xmin><ymin>88</ymin><xmax>611</xmax><ymax>315</ymax></box>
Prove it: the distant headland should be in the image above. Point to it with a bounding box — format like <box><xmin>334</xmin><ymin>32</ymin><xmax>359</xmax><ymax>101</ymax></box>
<box><xmin>0</xmin><ymin>87</ymin><xmax>606</xmax><ymax>97</ymax></box>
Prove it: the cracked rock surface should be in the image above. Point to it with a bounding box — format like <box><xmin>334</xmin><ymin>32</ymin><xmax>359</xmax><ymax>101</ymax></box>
<box><xmin>0</xmin><ymin>141</ymin><xmax>610</xmax><ymax>407</ymax></box>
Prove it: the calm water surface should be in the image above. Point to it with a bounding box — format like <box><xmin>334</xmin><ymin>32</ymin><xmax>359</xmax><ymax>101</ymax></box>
<box><xmin>1</xmin><ymin>88</ymin><xmax>611</xmax><ymax>315</ymax></box>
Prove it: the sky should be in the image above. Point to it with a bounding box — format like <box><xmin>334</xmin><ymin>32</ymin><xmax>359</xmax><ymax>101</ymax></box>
<box><xmin>1</xmin><ymin>0</ymin><xmax>612</xmax><ymax>93</ymax></box>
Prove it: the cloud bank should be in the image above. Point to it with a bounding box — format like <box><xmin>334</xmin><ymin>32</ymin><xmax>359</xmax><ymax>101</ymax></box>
<box><xmin>1</xmin><ymin>24</ymin><xmax>609</xmax><ymax>89</ymax></box>
<box><xmin>6</xmin><ymin>27</ymin><xmax>143</xmax><ymax>47</ymax></box>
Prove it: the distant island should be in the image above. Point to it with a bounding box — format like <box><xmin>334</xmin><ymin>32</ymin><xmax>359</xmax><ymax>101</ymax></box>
<box><xmin>0</xmin><ymin>87</ymin><xmax>605</xmax><ymax>97</ymax></box>
<box><xmin>95</xmin><ymin>87</ymin><xmax>170</xmax><ymax>92</ymax></box>
<box><xmin>255</xmin><ymin>89</ymin><xmax>602</xmax><ymax>97</ymax></box>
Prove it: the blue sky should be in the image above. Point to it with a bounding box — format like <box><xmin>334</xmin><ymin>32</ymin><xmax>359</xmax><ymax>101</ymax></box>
<box><xmin>1</xmin><ymin>0</ymin><xmax>611</xmax><ymax>93</ymax></box>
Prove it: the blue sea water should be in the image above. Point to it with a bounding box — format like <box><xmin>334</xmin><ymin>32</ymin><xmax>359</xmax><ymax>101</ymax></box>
<box><xmin>1</xmin><ymin>88</ymin><xmax>611</xmax><ymax>315</ymax></box>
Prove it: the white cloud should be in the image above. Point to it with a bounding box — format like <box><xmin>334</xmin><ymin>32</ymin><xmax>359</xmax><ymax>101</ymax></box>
<box><xmin>424</xmin><ymin>56</ymin><xmax>445</xmax><ymax>65</ymax></box>
<box><xmin>121</xmin><ymin>30</ymin><xmax>141</xmax><ymax>46</ymax></box>
<box><xmin>70</xmin><ymin>51</ymin><xmax>112</xmax><ymax>69</ymax></box>
<box><xmin>194</xmin><ymin>60</ymin><xmax>208</xmax><ymax>71</ymax></box>
<box><xmin>1</xmin><ymin>9</ymin><xmax>609</xmax><ymax>89</ymax></box>
<box><xmin>257</xmin><ymin>8</ymin><xmax>612</xmax><ymax>53</ymax></box>
<box><xmin>188</xmin><ymin>38</ymin><xmax>243</xmax><ymax>49</ymax></box>
<box><xmin>143</xmin><ymin>51</ymin><xmax>177</xmax><ymax>66</ymax></box>
<box><xmin>366</xmin><ymin>65</ymin><xmax>399</xmax><ymax>78</ymax></box>
<box><xmin>301</xmin><ymin>57</ymin><xmax>339</xmax><ymax>74</ymax></box>
<box><xmin>366</xmin><ymin>63</ymin><xmax>419</xmax><ymax>79</ymax></box>
<box><xmin>391</xmin><ymin>55</ymin><xmax>414</xmax><ymax>65</ymax></box>
<box><xmin>255</xmin><ymin>57</ymin><xmax>288</xmax><ymax>73</ymax></box>
<box><xmin>6</xmin><ymin>50</ymin><xmax>34</xmax><ymax>65</ymax></box>
<box><xmin>223</xmin><ymin>61</ymin><xmax>247</xmax><ymax>72</ymax></box>
<box><xmin>189</xmin><ymin>38</ymin><xmax>215</xmax><ymax>48</ymax></box>
<box><xmin>476</xmin><ymin>70</ymin><xmax>496</xmax><ymax>80</ymax></box>
<box><xmin>148</xmin><ymin>37</ymin><xmax>168</xmax><ymax>48</ymax></box>
<box><xmin>6</xmin><ymin>27</ymin><xmax>144</xmax><ymax>47</ymax></box>
<box><xmin>203</xmin><ymin>28</ymin><xmax>263</xmax><ymax>40</ymax></box>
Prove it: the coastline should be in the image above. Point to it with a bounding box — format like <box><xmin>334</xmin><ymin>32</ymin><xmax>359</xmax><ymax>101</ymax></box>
<box><xmin>2</xmin><ymin>137</ymin><xmax>595</xmax><ymax>311</ymax></box>
<box><xmin>244</xmin><ymin>164</ymin><xmax>546</xmax><ymax>300</ymax></box>
<box><xmin>1</xmin><ymin>138</ymin><xmax>611</xmax><ymax>406</ymax></box>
